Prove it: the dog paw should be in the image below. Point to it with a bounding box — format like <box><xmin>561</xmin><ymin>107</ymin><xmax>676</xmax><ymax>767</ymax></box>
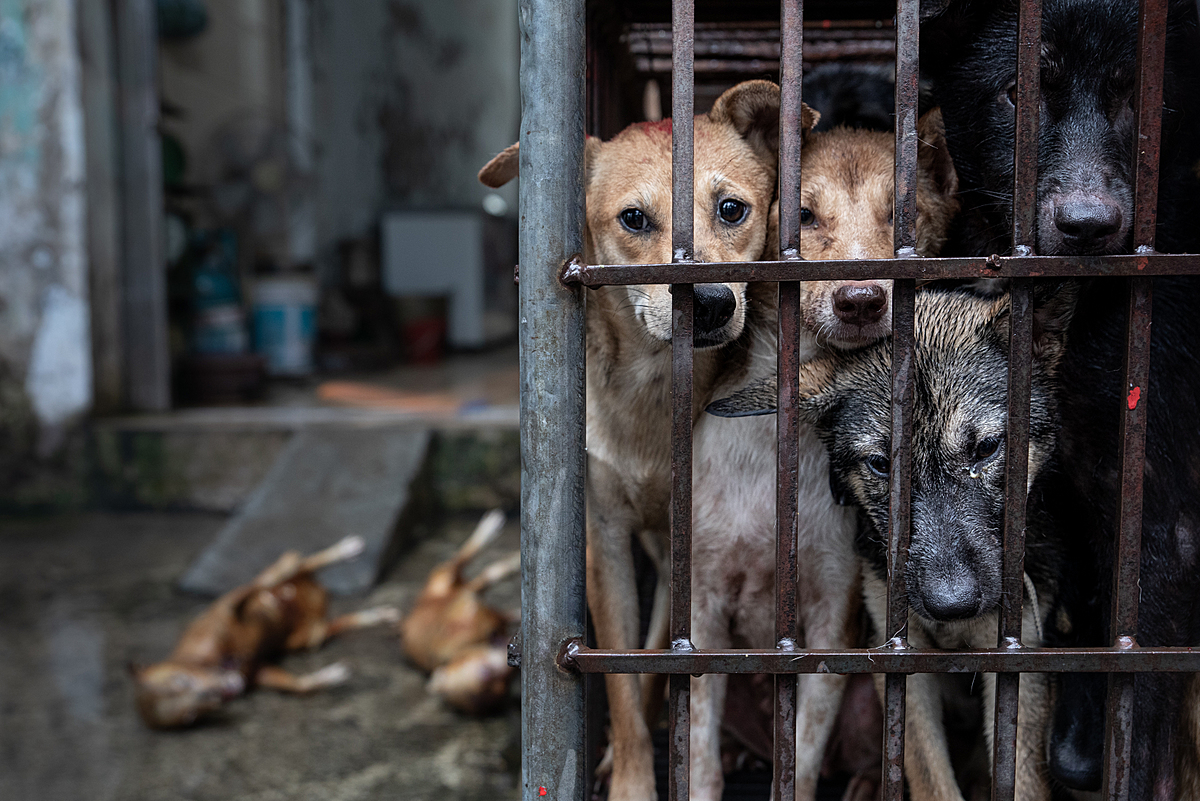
<box><xmin>300</xmin><ymin>662</ymin><xmax>351</xmax><ymax>691</ymax></box>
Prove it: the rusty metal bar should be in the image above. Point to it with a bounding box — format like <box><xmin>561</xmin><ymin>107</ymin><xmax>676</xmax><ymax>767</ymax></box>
<box><xmin>774</xmin><ymin>2</ymin><xmax>803</xmax><ymax>797</ymax></box>
<box><xmin>565</xmin><ymin>252</ymin><xmax>1200</xmax><ymax>285</ymax></box>
<box><xmin>517</xmin><ymin>0</ymin><xmax>587</xmax><ymax>798</ymax></box>
<box><xmin>992</xmin><ymin>0</ymin><xmax>1042</xmax><ymax>793</ymax></box>
<box><xmin>883</xmin><ymin>3</ymin><xmax>920</xmax><ymax>796</ymax></box>
<box><xmin>668</xmin><ymin>3</ymin><xmax>695</xmax><ymax>800</ymax></box>
<box><xmin>567</xmin><ymin>646</ymin><xmax>1200</xmax><ymax>674</ymax></box>
<box><xmin>1102</xmin><ymin>0</ymin><xmax>1165</xmax><ymax>797</ymax></box>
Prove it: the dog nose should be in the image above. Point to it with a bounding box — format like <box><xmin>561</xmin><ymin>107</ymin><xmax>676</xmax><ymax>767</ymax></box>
<box><xmin>919</xmin><ymin>570</ymin><xmax>982</xmax><ymax>620</ymax></box>
<box><xmin>1053</xmin><ymin>196</ymin><xmax>1122</xmax><ymax>245</ymax></box>
<box><xmin>833</xmin><ymin>283</ymin><xmax>888</xmax><ymax>327</ymax></box>
<box><xmin>693</xmin><ymin>284</ymin><xmax>736</xmax><ymax>335</ymax></box>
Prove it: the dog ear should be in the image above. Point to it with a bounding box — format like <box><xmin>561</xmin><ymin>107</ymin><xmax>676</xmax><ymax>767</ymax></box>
<box><xmin>919</xmin><ymin>0</ymin><xmax>995</xmax><ymax>75</ymax></box>
<box><xmin>991</xmin><ymin>281</ymin><xmax>1079</xmax><ymax>368</ymax></box>
<box><xmin>707</xmin><ymin>376</ymin><xmax>778</xmax><ymax>417</ymax></box>
<box><xmin>478</xmin><ymin>139</ymin><xmax>601</xmax><ymax>188</ymax></box>
<box><xmin>917</xmin><ymin>108</ymin><xmax>958</xmax><ymax>200</ymax></box>
<box><xmin>708</xmin><ymin>80</ymin><xmax>790</xmax><ymax>167</ymax></box>
<box><xmin>479</xmin><ymin>142</ymin><xmax>519</xmax><ymax>188</ymax></box>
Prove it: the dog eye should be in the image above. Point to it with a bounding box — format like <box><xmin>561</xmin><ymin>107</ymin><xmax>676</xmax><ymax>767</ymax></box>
<box><xmin>866</xmin><ymin>454</ymin><xmax>891</xmax><ymax>478</ymax></box>
<box><xmin>973</xmin><ymin>436</ymin><xmax>1002</xmax><ymax>462</ymax></box>
<box><xmin>718</xmin><ymin>199</ymin><xmax>748</xmax><ymax>224</ymax></box>
<box><xmin>800</xmin><ymin>208</ymin><xmax>815</xmax><ymax>226</ymax></box>
<box><xmin>1003</xmin><ymin>81</ymin><xmax>1017</xmax><ymax>108</ymax></box>
<box><xmin>619</xmin><ymin>208</ymin><xmax>648</xmax><ymax>232</ymax></box>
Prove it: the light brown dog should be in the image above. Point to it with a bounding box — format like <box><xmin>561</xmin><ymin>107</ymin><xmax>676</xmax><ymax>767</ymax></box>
<box><xmin>694</xmin><ymin>109</ymin><xmax>959</xmax><ymax>801</ymax></box>
<box><xmin>397</xmin><ymin>509</ymin><xmax>519</xmax><ymax>715</ymax></box>
<box><xmin>132</xmin><ymin>536</ymin><xmax>399</xmax><ymax>729</ymax></box>
<box><xmin>480</xmin><ymin>80</ymin><xmax>782</xmax><ymax>801</ymax></box>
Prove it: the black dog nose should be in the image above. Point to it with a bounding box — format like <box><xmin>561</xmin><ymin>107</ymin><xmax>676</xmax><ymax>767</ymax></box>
<box><xmin>1054</xmin><ymin>196</ymin><xmax>1122</xmax><ymax>244</ymax></box>
<box><xmin>833</xmin><ymin>283</ymin><xmax>888</xmax><ymax>327</ymax></box>
<box><xmin>693</xmin><ymin>284</ymin><xmax>736</xmax><ymax>335</ymax></box>
<box><xmin>920</xmin><ymin>571</ymin><xmax>982</xmax><ymax>621</ymax></box>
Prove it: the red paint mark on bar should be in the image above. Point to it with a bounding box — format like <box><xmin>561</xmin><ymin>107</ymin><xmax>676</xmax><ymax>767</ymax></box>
<box><xmin>1128</xmin><ymin>386</ymin><xmax>1142</xmax><ymax>410</ymax></box>
<box><xmin>539</xmin><ymin>788</ymin><xmax>547</xmax><ymax>796</ymax></box>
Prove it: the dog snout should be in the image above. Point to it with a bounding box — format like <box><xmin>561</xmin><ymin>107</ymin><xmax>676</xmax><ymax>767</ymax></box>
<box><xmin>832</xmin><ymin>282</ymin><xmax>888</xmax><ymax>327</ymax></box>
<box><xmin>1052</xmin><ymin>193</ymin><xmax>1122</xmax><ymax>249</ymax></box>
<box><xmin>916</xmin><ymin>563</ymin><xmax>982</xmax><ymax>621</ymax></box>
<box><xmin>694</xmin><ymin>283</ymin><xmax>736</xmax><ymax>335</ymax></box>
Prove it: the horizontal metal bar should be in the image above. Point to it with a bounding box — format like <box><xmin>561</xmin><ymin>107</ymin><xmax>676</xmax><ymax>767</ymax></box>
<box><xmin>567</xmin><ymin>646</ymin><xmax>1200</xmax><ymax>674</ymax></box>
<box><xmin>565</xmin><ymin>253</ymin><xmax>1200</xmax><ymax>285</ymax></box>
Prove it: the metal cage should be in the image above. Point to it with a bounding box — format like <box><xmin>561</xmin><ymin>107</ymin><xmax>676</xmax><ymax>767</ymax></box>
<box><xmin>516</xmin><ymin>1</ymin><xmax>1200</xmax><ymax>799</ymax></box>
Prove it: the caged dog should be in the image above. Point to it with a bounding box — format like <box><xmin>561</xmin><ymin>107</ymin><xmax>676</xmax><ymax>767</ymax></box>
<box><xmin>711</xmin><ymin>283</ymin><xmax>1080</xmax><ymax>801</ymax></box>
<box><xmin>687</xmin><ymin>103</ymin><xmax>960</xmax><ymax>801</ymax></box>
<box><xmin>480</xmin><ymin>80</ymin><xmax>783</xmax><ymax>801</ymax></box>
<box><xmin>921</xmin><ymin>1</ymin><xmax>1200</xmax><ymax>795</ymax></box>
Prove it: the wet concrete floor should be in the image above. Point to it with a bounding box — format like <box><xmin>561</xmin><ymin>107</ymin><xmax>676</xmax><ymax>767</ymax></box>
<box><xmin>0</xmin><ymin>511</ymin><xmax>521</xmax><ymax>801</ymax></box>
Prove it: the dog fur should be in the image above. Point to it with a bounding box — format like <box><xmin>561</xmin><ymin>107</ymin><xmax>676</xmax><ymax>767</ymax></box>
<box><xmin>922</xmin><ymin>0</ymin><xmax>1200</xmax><ymax>258</ymax></box>
<box><xmin>131</xmin><ymin>536</ymin><xmax>399</xmax><ymax>729</ymax></box>
<box><xmin>921</xmin><ymin>3</ymin><xmax>1200</xmax><ymax>795</ymax></box>
<box><xmin>480</xmin><ymin>80</ymin><xmax>783</xmax><ymax>801</ymax></box>
<box><xmin>690</xmin><ymin>109</ymin><xmax>959</xmax><ymax>801</ymax></box>
<box><xmin>711</xmin><ymin>284</ymin><xmax>1079</xmax><ymax>801</ymax></box>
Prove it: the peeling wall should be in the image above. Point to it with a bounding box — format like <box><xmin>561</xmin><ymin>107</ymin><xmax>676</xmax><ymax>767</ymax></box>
<box><xmin>310</xmin><ymin>0</ymin><xmax>519</xmax><ymax>267</ymax></box>
<box><xmin>0</xmin><ymin>0</ymin><xmax>90</xmax><ymax>466</ymax></box>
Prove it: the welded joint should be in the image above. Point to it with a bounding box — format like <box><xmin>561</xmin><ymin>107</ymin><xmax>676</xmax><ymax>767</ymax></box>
<box><xmin>895</xmin><ymin>246</ymin><xmax>920</xmax><ymax>259</ymax></box>
<box><xmin>559</xmin><ymin>254</ymin><xmax>585</xmax><ymax>286</ymax></box>
<box><xmin>1012</xmin><ymin>245</ymin><xmax>1034</xmax><ymax>258</ymax></box>
<box><xmin>557</xmin><ymin>636</ymin><xmax>584</xmax><ymax>672</ymax></box>
<box><xmin>1114</xmin><ymin>635</ymin><xmax>1138</xmax><ymax>650</ymax></box>
<box><xmin>1003</xmin><ymin>635</ymin><xmax>1023</xmax><ymax>651</ymax></box>
<box><xmin>986</xmin><ymin>254</ymin><xmax>1003</xmax><ymax>270</ymax></box>
<box><xmin>777</xmin><ymin>637</ymin><xmax>798</xmax><ymax>652</ymax></box>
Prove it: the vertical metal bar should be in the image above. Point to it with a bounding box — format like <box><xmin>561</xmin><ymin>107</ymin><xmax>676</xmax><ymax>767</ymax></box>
<box><xmin>884</xmin><ymin>3</ymin><xmax>918</xmax><ymax>800</ymax></box>
<box><xmin>774</xmin><ymin>3</ymin><xmax>803</xmax><ymax>797</ymax></box>
<box><xmin>893</xmin><ymin>0</ymin><xmax>919</xmax><ymax>257</ymax></box>
<box><xmin>518</xmin><ymin>0</ymin><xmax>587</xmax><ymax>798</ymax></box>
<box><xmin>1102</xmin><ymin>1</ymin><xmax>1163</xmax><ymax>798</ymax></box>
<box><xmin>992</xmin><ymin>3</ymin><xmax>1041</xmax><ymax>798</ymax></box>
<box><xmin>669</xmin><ymin>4</ymin><xmax>695</xmax><ymax>801</ymax></box>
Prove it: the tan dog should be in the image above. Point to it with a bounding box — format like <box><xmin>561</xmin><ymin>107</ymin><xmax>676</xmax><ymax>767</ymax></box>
<box><xmin>132</xmin><ymin>536</ymin><xmax>399</xmax><ymax>729</ymax></box>
<box><xmin>397</xmin><ymin>509</ymin><xmax>519</xmax><ymax>715</ymax></box>
<box><xmin>698</xmin><ymin>109</ymin><xmax>958</xmax><ymax>801</ymax></box>
<box><xmin>480</xmin><ymin>80</ymin><xmax>782</xmax><ymax>801</ymax></box>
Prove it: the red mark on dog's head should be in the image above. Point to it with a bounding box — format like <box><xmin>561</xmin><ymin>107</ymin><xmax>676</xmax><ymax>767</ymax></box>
<box><xmin>539</xmin><ymin>788</ymin><xmax>548</xmax><ymax>796</ymax></box>
<box><xmin>1128</xmin><ymin>386</ymin><xmax>1142</xmax><ymax>410</ymax></box>
<box><xmin>633</xmin><ymin>118</ymin><xmax>673</xmax><ymax>137</ymax></box>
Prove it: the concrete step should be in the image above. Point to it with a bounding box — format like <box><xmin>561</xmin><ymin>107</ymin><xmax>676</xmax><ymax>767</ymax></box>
<box><xmin>178</xmin><ymin>427</ymin><xmax>431</xmax><ymax>596</ymax></box>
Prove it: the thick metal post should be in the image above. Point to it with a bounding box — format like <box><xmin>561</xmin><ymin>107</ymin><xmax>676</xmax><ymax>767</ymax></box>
<box><xmin>518</xmin><ymin>0</ymin><xmax>588</xmax><ymax>799</ymax></box>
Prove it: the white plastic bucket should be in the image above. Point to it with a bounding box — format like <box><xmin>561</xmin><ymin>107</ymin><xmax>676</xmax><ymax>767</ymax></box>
<box><xmin>253</xmin><ymin>276</ymin><xmax>316</xmax><ymax>376</ymax></box>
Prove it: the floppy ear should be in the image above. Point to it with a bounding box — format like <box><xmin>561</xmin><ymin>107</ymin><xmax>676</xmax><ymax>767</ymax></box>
<box><xmin>479</xmin><ymin>142</ymin><xmax>519</xmax><ymax>188</ymax></box>
<box><xmin>707</xmin><ymin>376</ymin><xmax>779</xmax><ymax>417</ymax></box>
<box><xmin>708</xmin><ymin>80</ymin><xmax>791</xmax><ymax>169</ymax></box>
<box><xmin>478</xmin><ymin>139</ymin><xmax>602</xmax><ymax>189</ymax></box>
<box><xmin>991</xmin><ymin>281</ymin><xmax>1079</xmax><ymax>369</ymax></box>
<box><xmin>917</xmin><ymin>108</ymin><xmax>958</xmax><ymax>200</ymax></box>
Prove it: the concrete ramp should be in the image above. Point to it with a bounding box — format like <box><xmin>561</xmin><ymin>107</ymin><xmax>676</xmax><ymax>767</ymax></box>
<box><xmin>179</xmin><ymin>427</ymin><xmax>430</xmax><ymax>596</ymax></box>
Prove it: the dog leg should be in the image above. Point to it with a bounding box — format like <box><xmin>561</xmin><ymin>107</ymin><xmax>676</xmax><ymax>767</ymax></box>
<box><xmin>689</xmin><ymin>589</ymin><xmax>732</xmax><ymax>801</ymax></box>
<box><xmin>641</xmin><ymin>569</ymin><xmax>670</xmax><ymax>728</ymax></box>
<box><xmin>979</xmin><ymin>671</ymin><xmax>1050</xmax><ymax>801</ymax></box>
<box><xmin>795</xmin><ymin>548</ymin><xmax>858</xmax><ymax>801</ymax></box>
<box><xmin>255</xmin><ymin>662</ymin><xmax>350</xmax><ymax>694</ymax></box>
<box><xmin>870</xmin><ymin>670</ymin><xmax>962</xmax><ymax>801</ymax></box>
<box><xmin>588</xmin><ymin>510</ymin><xmax>658</xmax><ymax>801</ymax></box>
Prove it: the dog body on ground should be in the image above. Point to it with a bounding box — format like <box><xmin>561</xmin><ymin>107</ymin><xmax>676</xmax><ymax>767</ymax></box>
<box><xmin>922</xmin><ymin>2</ymin><xmax>1200</xmax><ymax>795</ymax></box>
<box><xmin>692</xmin><ymin>109</ymin><xmax>959</xmax><ymax>801</ymax></box>
<box><xmin>480</xmin><ymin>80</ymin><xmax>782</xmax><ymax>801</ymax></box>
<box><xmin>132</xmin><ymin>536</ymin><xmax>399</xmax><ymax>729</ymax></box>
<box><xmin>711</xmin><ymin>284</ymin><xmax>1079</xmax><ymax>801</ymax></box>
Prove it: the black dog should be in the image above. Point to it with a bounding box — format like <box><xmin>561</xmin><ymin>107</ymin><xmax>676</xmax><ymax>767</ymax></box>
<box><xmin>922</xmin><ymin>1</ymin><xmax>1200</xmax><ymax>796</ymax></box>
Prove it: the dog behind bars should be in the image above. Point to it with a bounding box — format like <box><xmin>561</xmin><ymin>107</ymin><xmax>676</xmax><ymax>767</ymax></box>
<box><xmin>921</xmin><ymin>1</ymin><xmax>1200</xmax><ymax>794</ymax></box>
<box><xmin>711</xmin><ymin>283</ymin><xmax>1080</xmax><ymax>801</ymax></box>
<box><xmin>480</xmin><ymin>80</ymin><xmax>784</xmax><ymax>801</ymax></box>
